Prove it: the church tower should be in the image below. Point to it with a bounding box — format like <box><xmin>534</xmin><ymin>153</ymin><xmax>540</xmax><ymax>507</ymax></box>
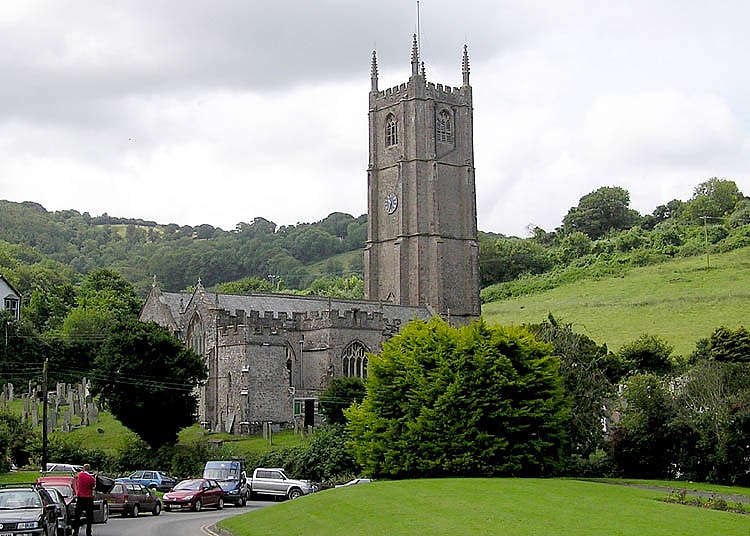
<box><xmin>365</xmin><ymin>36</ymin><xmax>481</xmax><ymax>323</ymax></box>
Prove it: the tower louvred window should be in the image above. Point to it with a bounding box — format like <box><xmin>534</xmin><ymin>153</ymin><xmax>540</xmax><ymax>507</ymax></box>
<box><xmin>385</xmin><ymin>115</ymin><xmax>398</xmax><ymax>147</ymax></box>
<box><xmin>437</xmin><ymin>110</ymin><xmax>453</xmax><ymax>143</ymax></box>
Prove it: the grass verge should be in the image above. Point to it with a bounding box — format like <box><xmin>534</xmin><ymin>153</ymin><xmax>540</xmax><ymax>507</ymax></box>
<box><xmin>218</xmin><ymin>478</ymin><xmax>750</xmax><ymax>536</ymax></box>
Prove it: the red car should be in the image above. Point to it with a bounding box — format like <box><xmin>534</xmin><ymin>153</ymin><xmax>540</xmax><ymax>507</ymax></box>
<box><xmin>162</xmin><ymin>479</ymin><xmax>224</xmax><ymax>512</ymax></box>
<box><xmin>36</xmin><ymin>475</ymin><xmax>109</xmax><ymax>524</ymax></box>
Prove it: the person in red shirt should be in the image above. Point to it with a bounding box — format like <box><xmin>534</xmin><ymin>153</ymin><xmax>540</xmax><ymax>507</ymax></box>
<box><xmin>73</xmin><ymin>463</ymin><xmax>97</xmax><ymax>536</ymax></box>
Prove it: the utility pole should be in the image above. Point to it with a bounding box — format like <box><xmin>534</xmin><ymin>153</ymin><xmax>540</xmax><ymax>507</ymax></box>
<box><xmin>41</xmin><ymin>358</ymin><xmax>48</xmax><ymax>472</ymax></box>
<box><xmin>703</xmin><ymin>215</ymin><xmax>710</xmax><ymax>269</ymax></box>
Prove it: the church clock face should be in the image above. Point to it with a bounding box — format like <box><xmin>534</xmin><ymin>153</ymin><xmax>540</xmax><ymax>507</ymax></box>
<box><xmin>384</xmin><ymin>192</ymin><xmax>398</xmax><ymax>214</ymax></box>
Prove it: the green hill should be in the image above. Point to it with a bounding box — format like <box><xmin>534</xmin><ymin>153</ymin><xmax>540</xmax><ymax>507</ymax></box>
<box><xmin>482</xmin><ymin>247</ymin><xmax>750</xmax><ymax>357</ymax></box>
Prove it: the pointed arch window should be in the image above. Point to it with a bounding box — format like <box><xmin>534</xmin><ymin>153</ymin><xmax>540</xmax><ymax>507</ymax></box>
<box><xmin>342</xmin><ymin>341</ymin><xmax>369</xmax><ymax>379</ymax></box>
<box><xmin>436</xmin><ymin>110</ymin><xmax>453</xmax><ymax>143</ymax></box>
<box><xmin>187</xmin><ymin>314</ymin><xmax>205</xmax><ymax>355</ymax></box>
<box><xmin>385</xmin><ymin>114</ymin><xmax>398</xmax><ymax>147</ymax></box>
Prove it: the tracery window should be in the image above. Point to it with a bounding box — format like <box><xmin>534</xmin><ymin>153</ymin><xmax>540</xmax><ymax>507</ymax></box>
<box><xmin>436</xmin><ymin>110</ymin><xmax>453</xmax><ymax>143</ymax></box>
<box><xmin>187</xmin><ymin>315</ymin><xmax>205</xmax><ymax>355</ymax></box>
<box><xmin>385</xmin><ymin>114</ymin><xmax>398</xmax><ymax>147</ymax></box>
<box><xmin>342</xmin><ymin>341</ymin><xmax>369</xmax><ymax>379</ymax></box>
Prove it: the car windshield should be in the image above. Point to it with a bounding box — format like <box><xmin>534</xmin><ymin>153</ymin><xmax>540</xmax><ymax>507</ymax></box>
<box><xmin>0</xmin><ymin>490</ymin><xmax>42</xmax><ymax>509</ymax></box>
<box><xmin>203</xmin><ymin>468</ymin><xmax>236</xmax><ymax>480</ymax></box>
<box><xmin>174</xmin><ymin>480</ymin><xmax>202</xmax><ymax>491</ymax></box>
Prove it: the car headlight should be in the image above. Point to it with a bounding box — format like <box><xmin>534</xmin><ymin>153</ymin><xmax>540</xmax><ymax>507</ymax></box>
<box><xmin>182</xmin><ymin>495</ymin><xmax>193</xmax><ymax>501</ymax></box>
<box><xmin>18</xmin><ymin>521</ymin><xmax>39</xmax><ymax>529</ymax></box>
<box><xmin>227</xmin><ymin>489</ymin><xmax>238</xmax><ymax>494</ymax></box>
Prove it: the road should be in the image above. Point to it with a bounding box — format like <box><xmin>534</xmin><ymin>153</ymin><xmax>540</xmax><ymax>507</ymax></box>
<box><xmin>89</xmin><ymin>501</ymin><xmax>270</xmax><ymax>536</ymax></box>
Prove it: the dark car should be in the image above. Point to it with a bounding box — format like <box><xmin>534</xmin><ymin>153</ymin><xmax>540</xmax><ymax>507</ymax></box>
<box><xmin>35</xmin><ymin>476</ymin><xmax>108</xmax><ymax>525</ymax></box>
<box><xmin>41</xmin><ymin>487</ymin><xmax>72</xmax><ymax>536</ymax></box>
<box><xmin>0</xmin><ymin>485</ymin><xmax>58</xmax><ymax>536</ymax></box>
<box><xmin>100</xmin><ymin>482</ymin><xmax>161</xmax><ymax>517</ymax></box>
<box><xmin>116</xmin><ymin>470</ymin><xmax>176</xmax><ymax>491</ymax></box>
<box><xmin>162</xmin><ymin>479</ymin><xmax>224</xmax><ymax>512</ymax></box>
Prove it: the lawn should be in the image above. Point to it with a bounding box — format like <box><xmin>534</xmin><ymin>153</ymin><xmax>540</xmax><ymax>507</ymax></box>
<box><xmin>218</xmin><ymin>478</ymin><xmax>749</xmax><ymax>536</ymax></box>
<box><xmin>482</xmin><ymin>248</ymin><xmax>750</xmax><ymax>357</ymax></box>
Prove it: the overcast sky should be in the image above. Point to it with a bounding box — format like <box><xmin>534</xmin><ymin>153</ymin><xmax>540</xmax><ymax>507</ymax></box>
<box><xmin>1</xmin><ymin>1</ymin><xmax>748</xmax><ymax>237</ymax></box>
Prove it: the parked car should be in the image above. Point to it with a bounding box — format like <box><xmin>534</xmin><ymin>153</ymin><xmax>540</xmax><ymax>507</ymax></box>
<box><xmin>42</xmin><ymin>463</ymin><xmax>82</xmax><ymax>474</ymax></box>
<box><xmin>116</xmin><ymin>470</ymin><xmax>176</xmax><ymax>491</ymax></box>
<box><xmin>100</xmin><ymin>481</ymin><xmax>161</xmax><ymax>517</ymax></box>
<box><xmin>248</xmin><ymin>468</ymin><xmax>317</xmax><ymax>500</ymax></box>
<box><xmin>203</xmin><ymin>460</ymin><xmax>248</xmax><ymax>506</ymax></box>
<box><xmin>162</xmin><ymin>479</ymin><xmax>224</xmax><ymax>512</ymax></box>
<box><xmin>36</xmin><ymin>475</ymin><xmax>109</xmax><ymax>524</ymax></box>
<box><xmin>42</xmin><ymin>486</ymin><xmax>72</xmax><ymax>536</ymax></box>
<box><xmin>0</xmin><ymin>485</ymin><xmax>59</xmax><ymax>536</ymax></box>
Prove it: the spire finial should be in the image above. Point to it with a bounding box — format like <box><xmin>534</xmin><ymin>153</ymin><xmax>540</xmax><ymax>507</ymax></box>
<box><xmin>462</xmin><ymin>44</ymin><xmax>470</xmax><ymax>86</ymax></box>
<box><xmin>411</xmin><ymin>33</ymin><xmax>420</xmax><ymax>77</ymax></box>
<box><xmin>152</xmin><ymin>275</ymin><xmax>157</xmax><ymax>288</ymax></box>
<box><xmin>370</xmin><ymin>50</ymin><xmax>379</xmax><ymax>92</ymax></box>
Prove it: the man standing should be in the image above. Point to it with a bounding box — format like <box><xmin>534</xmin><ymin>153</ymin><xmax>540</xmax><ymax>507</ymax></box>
<box><xmin>72</xmin><ymin>463</ymin><xmax>96</xmax><ymax>536</ymax></box>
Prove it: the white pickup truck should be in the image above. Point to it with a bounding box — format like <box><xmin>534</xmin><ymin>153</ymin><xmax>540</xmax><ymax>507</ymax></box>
<box><xmin>248</xmin><ymin>468</ymin><xmax>317</xmax><ymax>500</ymax></box>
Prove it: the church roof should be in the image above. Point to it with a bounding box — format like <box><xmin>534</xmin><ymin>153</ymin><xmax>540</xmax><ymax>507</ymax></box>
<box><xmin>153</xmin><ymin>288</ymin><xmax>432</xmax><ymax>326</ymax></box>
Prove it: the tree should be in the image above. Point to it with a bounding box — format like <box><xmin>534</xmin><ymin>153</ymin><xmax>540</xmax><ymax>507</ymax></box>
<box><xmin>610</xmin><ymin>373</ymin><xmax>678</xmax><ymax>478</ymax></box>
<box><xmin>91</xmin><ymin>319</ymin><xmax>207</xmax><ymax>448</ymax></box>
<box><xmin>682</xmin><ymin>178</ymin><xmax>743</xmax><ymax>223</ymax></box>
<box><xmin>708</xmin><ymin>326</ymin><xmax>750</xmax><ymax>362</ymax></box>
<box><xmin>319</xmin><ymin>377</ymin><xmax>366</xmax><ymax>425</ymax></box>
<box><xmin>527</xmin><ymin>315</ymin><xmax>620</xmax><ymax>464</ymax></box>
<box><xmin>346</xmin><ymin>318</ymin><xmax>567</xmax><ymax>478</ymax></box>
<box><xmin>215</xmin><ymin>277</ymin><xmax>272</xmax><ymax>295</ymax></box>
<box><xmin>618</xmin><ymin>334</ymin><xmax>675</xmax><ymax>376</ymax></box>
<box><xmin>562</xmin><ymin>186</ymin><xmax>640</xmax><ymax>239</ymax></box>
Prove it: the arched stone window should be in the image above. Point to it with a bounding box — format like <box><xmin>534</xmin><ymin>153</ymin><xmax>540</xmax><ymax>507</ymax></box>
<box><xmin>187</xmin><ymin>314</ymin><xmax>205</xmax><ymax>355</ymax></box>
<box><xmin>342</xmin><ymin>341</ymin><xmax>369</xmax><ymax>379</ymax></box>
<box><xmin>436</xmin><ymin>109</ymin><xmax>453</xmax><ymax>143</ymax></box>
<box><xmin>385</xmin><ymin>114</ymin><xmax>398</xmax><ymax>147</ymax></box>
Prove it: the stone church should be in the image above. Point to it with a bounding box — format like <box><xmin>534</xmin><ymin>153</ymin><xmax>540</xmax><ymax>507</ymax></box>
<box><xmin>140</xmin><ymin>36</ymin><xmax>480</xmax><ymax>434</ymax></box>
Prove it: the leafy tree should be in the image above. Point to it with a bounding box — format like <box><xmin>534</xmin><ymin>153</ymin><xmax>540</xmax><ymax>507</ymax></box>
<box><xmin>672</xmin><ymin>359</ymin><xmax>750</xmax><ymax>484</ymax></box>
<box><xmin>708</xmin><ymin>326</ymin><xmax>750</xmax><ymax>362</ymax></box>
<box><xmin>562</xmin><ymin>186</ymin><xmax>641</xmax><ymax>240</ymax></box>
<box><xmin>682</xmin><ymin>178</ymin><xmax>743</xmax><ymax>223</ymax></box>
<box><xmin>319</xmin><ymin>377</ymin><xmax>366</xmax><ymax>425</ymax></box>
<box><xmin>610</xmin><ymin>373</ymin><xmax>678</xmax><ymax>478</ymax></box>
<box><xmin>308</xmin><ymin>275</ymin><xmax>364</xmax><ymax>299</ymax></box>
<box><xmin>618</xmin><ymin>334</ymin><xmax>674</xmax><ymax>376</ymax></box>
<box><xmin>91</xmin><ymin>319</ymin><xmax>207</xmax><ymax>448</ymax></box>
<box><xmin>215</xmin><ymin>277</ymin><xmax>272</xmax><ymax>295</ymax></box>
<box><xmin>0</xmin><ymin>409</ymin><xmax>37</xmax><ymax>469</ymax></box>
<box><xmin>479</xmin><ymin>237</ymin><xmax>552</xmax><ymax>285</ymax></box>
<box><xmin>527</xmin><ymin>315</ymin><xmax>620</xmax><ymax>463</ymax></box>
<box><xmin>346</xmin><ymin>318</ymin><xmax>567</xmax><ymax>478</ymax></box>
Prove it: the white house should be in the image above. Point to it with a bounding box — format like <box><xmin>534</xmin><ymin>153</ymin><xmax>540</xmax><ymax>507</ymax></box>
<box><xmin>0</xmin><ymin>275</ymin><xmax>21</xmax><ymax>320</ymax></box>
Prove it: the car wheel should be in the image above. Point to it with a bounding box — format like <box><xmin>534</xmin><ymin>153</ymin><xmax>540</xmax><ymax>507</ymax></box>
<box><xmin>152</xmin><ymin>503</ymin><xmax>161</xmax><ymax>516</ymax></box>
<box><xmin>239</xmin><ymin>494</ymin><xmax>246</xmax><ymax>507</ymax></box>
<box><xmin>102</xmin><ymin>502</ymin><xmax>109</xmax><ymax>523</ymax></box>
<box><xmin>193</xmin><ymin>499</ymin><xmax>202</xmax><ymax>512</ymax></box>
<box><xmin>288</xmin><ymin>488</ymin><xmax>303</xmax><ymax>500</ymax></box>
<box><xmin>149</xmin><ymin>484</ymin><xmax>157</xmax><ymax>490</ymax></box>
<box><xmin>131</xmin><ymin>504</ymin><xmax>139</xmax><ymax>517</ymax></box>
<box><xmin>217</xmin><ymin>498</ymin><xmax>224</xmax><ymax>510</ymax></box>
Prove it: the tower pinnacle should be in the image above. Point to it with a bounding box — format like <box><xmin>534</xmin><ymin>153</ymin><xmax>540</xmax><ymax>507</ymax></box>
<box><xmin>410</xmin><ymin>33</ymin><xmax>420</xmax><ymax>77</ymax></box>
<box><xmin>462</xmin><ymin>44</ymin><xmax>470</xmax><ymax>86</ymax></box>
<box><xmin>370</xmin><ymin>50</ymin><xmax>379</xmax><ymax>92</ymax></box>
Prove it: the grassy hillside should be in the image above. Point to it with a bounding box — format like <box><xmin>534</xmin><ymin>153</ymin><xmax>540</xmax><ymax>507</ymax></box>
<box><xmin>218</xmin><ymin>479</ymin><xmax>750</xmax><ymax>535</ymax></box>
<box><xmin>482</xmin><ymin>248</ymin><xmax>750</xmax><ymax>357</ymax></box>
